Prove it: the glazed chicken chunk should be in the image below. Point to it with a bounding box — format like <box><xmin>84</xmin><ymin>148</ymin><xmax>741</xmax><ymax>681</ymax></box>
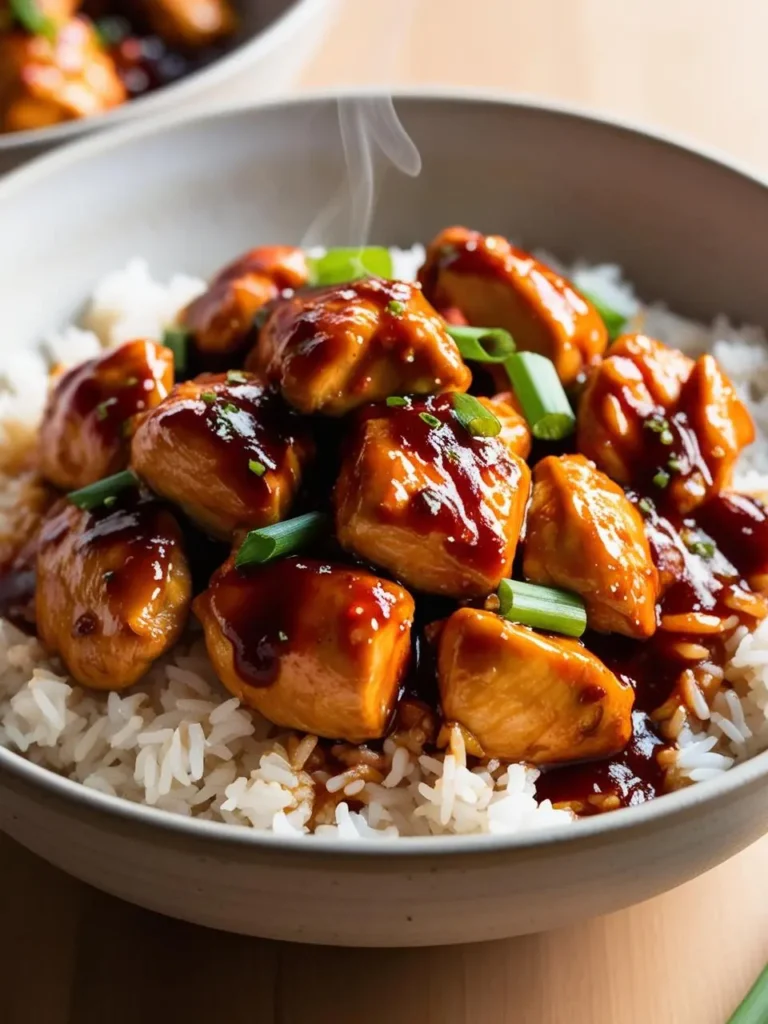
<box><xmin>131</xmin><ymin>372</ymin><xmax>313</xmax><ymax>540</ymax></box>
<box><xmin>335</xmin><ymin>394</ymin><xmax>531</xmax><ymax>598</ymax></box>
<box><xmin>418</xmin><ymin>226</ymin><xmax>608</xmax><ymax>385</ymax></box>
<box><xmin>248</xmin><ymin>277</ymin><xmax>472</xmax><ymax>416</ymax></box>
<box><xmin>578</xmin><ymin>333</ymin><xmax>754</xmax><ymax>513</ymax></box>
<box><xmin>437</xmin><ymin>608</ymin><xmax>634</xmax><ymax>763</ymax></box>
<box><xmin>523</xmin><ymin>455</ymin><xmax>660</xmax><ymax>637</ymax></box>
<box><xmin>139</xmin><ymin>0</ymin><xmax>237</xmax><ymax>47</ymax></box>
<box><xmin>39</xmin><ymin>339</ymin><xmax>173</xmax><ymax>492</ymax></box>
<box><xmin>194</xmin><ymin>557</ymin><xmax>414</xmax><ymax>743</ymax></box>
<box><xmin>0</xmin><ymin>16</ymin><xmax>126</xmax><ymax>133</ymax></box>
<box><xmin>180</xmin><ymin>246</ymin><xmax>308</xmax><ymax>362</ymax></box>
<box><xmin>36</xmin><ymin>497</ymin><xmax>191</xmax><ymax>690</ymax></box>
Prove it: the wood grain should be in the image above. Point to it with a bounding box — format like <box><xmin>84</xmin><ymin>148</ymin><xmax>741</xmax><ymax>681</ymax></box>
<box><xmin>3</xmin><ymin>1</ymin><xmax>768</xmax><ymax>1021</ymax></box>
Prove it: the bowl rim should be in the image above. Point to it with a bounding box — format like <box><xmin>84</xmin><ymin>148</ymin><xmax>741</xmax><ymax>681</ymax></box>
<box><xmin>0</xmin><ymin>0</ymin><xmax>329</xmax><ymax>153</ymax></box>
<box><xmin>2</xmin><ymin>86</ymin><xmax>768</xmax><ymax>857</ymax></box>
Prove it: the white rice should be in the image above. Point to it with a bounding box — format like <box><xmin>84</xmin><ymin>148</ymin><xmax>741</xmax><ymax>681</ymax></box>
<box><xmin>0</xmin><ymin>248</ymin><xmax>767</xmax><ymax>839</ymax></box>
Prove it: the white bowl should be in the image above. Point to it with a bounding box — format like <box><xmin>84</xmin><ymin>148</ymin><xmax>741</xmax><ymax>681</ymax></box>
<box><xmin>1</xmin><ymin>92</ymin><xmax>767</xmax><ymax>947</ymax></box>
<box><xmin>0</xmin><ymin>0</ymin><xmax>335</xmax><ymax>175</ymax></box>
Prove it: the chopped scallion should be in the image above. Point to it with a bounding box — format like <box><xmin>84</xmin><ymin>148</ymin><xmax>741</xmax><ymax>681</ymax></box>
<box><xmin>638</xmin><ymin>497</ymin><xmax>655</xmax><ymax>516</ymax></box>
<box><xmin>10</xmin><ymin>0</ymin><xmax>56</xmax><ymax>39</ymax></box>
<box><xmin>227</xmin><ymin>370</ymin><xmax>248</xmax><ymax>384</ymax></box>
<box><xmin>95</xmin><ymin>397</ymin><xmax>117</xmax><ymax>421</ymax></box>
<box><xmin>386</xmin><ymin>396</ymin><xmax>409</xmax><ymax>408</ymax></box>
<box><xmin>248</xmin><ymin>459</ymin><xmax>266</xmax><ymax>477</ymax></box>
<box><xmin>445</xmin><ymin>325</ymin><xmax>516</xmax><ymax>363</ymax></box>
<box><xmin>306</xmin><ymin>247</ymin><xmax>393</xmax><ymax>287</ymax></box>
<box><xmin>504</xmin><ymin>352</ymin><xmax>575</xmax><ymax>440</ymax></box>
<box><xmin>387</xmin><ymin>300</ymin><xmax>405</xmax><ymax>316</ymax></box>
<box><xmin>668</xmin><ymin>455</ymin><xmax>684</xmax><ymax>473</ymax></box>
<box><xmin>727</xmin><ymin>962</ymin><xmax>768</xmax><ymax>1024</ymax></box>
<box><xmin>652</xmin><ymin>469</ymin><xmax>670</xmax><ymax>489</ymax></box>
<box><xmin>67</xmin><ymin>470</ymin><xmax>138</xmax><ymax>511</ymax></box>
<box><xmin>497</xmin><ymin>579</ymin><xmax>587</xmax><ymax>638</ymax></box>
<box><xmin>201</xmin><ymin>391</ymin><xmax>217</xmax><ymax>405</ymax></box>
<box><xmin>682</xmin><ymin>530</ymin><xmax>715</xmax><ymax>559</ymax></box>
<box><xmin>580</xmin><ymin>289</ymin><xmax>628</xmax><ymax>341</ymax></box>
<box><xmin>451</xmin><ymin>393</ymin><xmax>501</xmax><ymax>438</ymax></box>
<box><xmin>221</xmin><ymin>402</ymin><xmax>239</xmax><ymax>414</ymax></box>
<box><xmin>419</xmin><ymin>412</ymin><xmax>441</xmax><ymax>429</ymax></box>
<box><xmin>235</xmin><ymin>512</ymin><xmax>327</xmax><ymax>568</ymax></box>
<box><xmin>162</xmin><ymin>326</ymin><xmax>190</xmax><ymax>373</ymax></box>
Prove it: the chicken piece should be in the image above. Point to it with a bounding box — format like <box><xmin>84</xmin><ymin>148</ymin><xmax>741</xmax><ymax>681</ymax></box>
<box><xmin>577</xmin><ymin>336</ymin><xmax>754</xmax><ymax>513</ymax></box>
<box><xmin>180</xmin><ymin>246</ymin><xmax>308</xmax><ymax>361</ymax></box>
<box><xmin>523</xmin><ymin>455</ymin><xmax>659</xmax><ymax>637</ymax></box>
<box><xmin>0</xmin><ymin>18</ymin><xmax>126</xmax><ymax>133</ymax></box>
<box><xmin>139</xmin><ymin>0</ymin><xmax>236</xmax><ymax>48</ymax></box>
<box><xmin>248</xmin><ymin>277</ymin><xmax>472</xmax><ymax>416</ymax></box>
<box><xmin>194</xmin><ymin>557</ymin><xmax>414</xmax><ymax>743</ymax></box>
<box><xmin>677</xmin><ymin>354</ymin><xmax>754</xmax><ymax>499</ymax></box>
<box><xmin>418</xmin><ymin>226</ymin><xmax>608</xmax><ymax>385</ymax></box>
<box><xmin>36</xmin><ymin>496</ymin><xmax>191</xmax><ymax>690</ymax></box>
<box><xmin>481</xmin><ymin>391</ymin><xmax>532</xmax><ymax>460</ymax></box>
<box><xmin>437</xmin><ymin>608</ymin><xmax>634</xmax><ymax>763</ymax></box>
<box><xmin>38</xmin><ymin>340</ymin><xmax>173</xmax><ymax>492</ymax></box>
<box><xmin>131</xmin><ymin>372</ymin><xmax>313</xmax><ymax>540</ymax></box>
<box><xmin>335</xmin><ymin>394</ymin><xmax>531</xmax><ymax>598</ymax></box>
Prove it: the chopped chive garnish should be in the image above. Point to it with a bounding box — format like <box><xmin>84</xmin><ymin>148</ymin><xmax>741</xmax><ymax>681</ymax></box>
<box><xmin>682</xmin><ymin>530</ymin><xmax>715</xmax><ymax>559</ymax></box>
<box><xmin>67</xmin><ymin>470</ymin><xmax>138</xmax><ymax>511</ymax></box>
<box><xmin>504</xmin><ymin>352</ymin><xmax>575</xmax><ymax>440</ymax></box>
<box><xmin>451</xmin><ymin>393</ymin><xmax>501</xmax><ymax>438</ymax></box>
<box><xmin>638</xmin><ymin>497</ymin><xmax>655</xmax><ymax>516</ymax></box>
<box><xmin>278</xmin><ymin>631</ymin><xmax>289</xmax><ymax>642</ymax></box>
<box><xmin>497</xmin><ymin>579</ymin><xmax>587</xmax><ymax>638</ymax></box>
<box><xmin>248</xmin><ymin>459</ymin><xmax>266</xmax><ymax>477</ymax></box>
<box><xmin>10</xmin><ymin>0</ymin><xmax>57</xmax><ymax>39</ymax></box>
<box><xmin>660</xmin><ymin>429</ymin><xmax>674</xmax><ymax>445</ymax></box>
<box><xmin>727</xmin><ymin>962</ymin><xmax>768</xmax><ymax>1024</ymax></box>
<box><xmin>645</xmin><ymin>415</ymin><xmax>669</xmax><ymax>434</ymax></box>
<box><xmin>162</xmin><ymin>326</ymin><xmax>190</xmax><ymax>373</ymax></box>
<box><xmin>306</xmin><ymin>247</ymin><xmax>393</xmax><ymax>287</ymax></box>
<box><xmin>387</xmin><ymin>300</ymin><xmax>405</xmax><ymax>316</ymax></box>
<box><xmin>580</xmin><ymin>289</ymin><xmax>627</xmax><ymax>341</ymax></box>
<box><xmin>201</xmin><ymin>391</ymin><xmax>217</xmax><ymax>405</ymax></box>
<box><xmin>95</xmin><ymin>397</ymin><xmax>117</xmax><ymax>421</ymax></box>
<box><xmin>386</xmin><ymin>396</ymin><xmax>409</xmax><ymax>408</ymax></box>
<box><xmin>653</xmin><ymin>469</ymin><xmax>670</xmax><ymax>489</ymax></box>
<box><xmin>445</xmin><ymin>325</ymin><xmax>516</xmax><ymax>363</ymax></box>
<box><xmin>419</xmin><ymin>412</ymin><xmax>441</xmax><ymax>429</ymax></box>
<box><xmin>227</xmin><ymin>370</ymin><xmax>248</xmax><ymax>384</ymax></box>
<box><xmin>123</xmin><ymin>376</ymin><xmax>139</xmax><ymax>387</ymax></box>
<box><xmin>668</xmin><ymin>456</ymin><xmax>684</xmax><ymax>472</ymax></box>
<box><xmin>235</xmin><ymin>512</ymin><xmax>327</xmax><ymax>568</ymax></box>
<box><xmin>221</xmin><ymin>402</ymin><xmax>239</xmax><ymax>414</ymax></box>
<box><xmin>445</xmin><ymin>448</ymin><xmax>460</xmax><ymax>463</ymax></box>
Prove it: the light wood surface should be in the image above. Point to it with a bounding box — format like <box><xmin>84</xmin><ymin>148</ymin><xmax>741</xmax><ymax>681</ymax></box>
<box><xmin>4</xmin><ymin>2</ymin><xmax>768</xmax><ymax>1021</ymax></box>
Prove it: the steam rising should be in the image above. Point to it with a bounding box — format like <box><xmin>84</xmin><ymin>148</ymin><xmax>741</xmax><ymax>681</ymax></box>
<box><xmin>301</xmin><ymin>96</ymin><xmax>422</xmax><ymax>247</ymax></box>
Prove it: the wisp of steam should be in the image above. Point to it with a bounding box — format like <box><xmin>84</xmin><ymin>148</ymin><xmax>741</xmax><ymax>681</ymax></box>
<box><xmin>301</xmin><ymin>96</ymin><xmax>422</xmax><ymax>249</ymax></box>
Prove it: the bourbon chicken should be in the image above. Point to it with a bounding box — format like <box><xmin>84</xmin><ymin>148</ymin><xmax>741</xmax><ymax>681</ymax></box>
<box><xmin>248</xmin><ymin>277</ymin><xmax>472</xmax><ymax>415</ymax></box>
<box><xmin>0</xmin><ymin>0</ymin><xmax>237</xmax><ymax>135</ymax></box>
<box><xmin>39</xmin><ymin>339</ymin><xmax>173</xmax><ymax>491</ymax></box>
<box><xmin>36</xmin><ymin>496</ymin><xmax>191</xmax><ymax>690</ymax></box>
<box><xmin>7</xmin><ymin>225</ymin><xmax>768</xmax><ymax>829</ymax></box>
<box><xmin>131</xmin><ymin>371</ymin><xmax>313</xmax><ymax>539</ymax></box>
<box><xmin>419</xmin><ymin>226</ymin><xmax>608</xmax><ymax>385</ymax></box>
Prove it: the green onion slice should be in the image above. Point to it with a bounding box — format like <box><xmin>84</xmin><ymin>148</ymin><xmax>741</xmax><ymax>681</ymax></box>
<box><xmin>497</xmin><ymin>579</ymin><xmax>587</xmax><ymax>638</ymax></box>
<box><xmin>504</xmin><ymin>352</ymin><xmax>575</xmax><ymax>441</ymax></box>
<box><xmin>306</xmin><ymin>247</ymin><xmax>393</xmax><ymax>287</ymax></box>
<box><xmin>386</xmin><ymin>396</ymin><xmax>409</xmax><ymax>408</ymax></box>
<box><xmin>580</xmin><ymin>290</ymin><xmax>627</xmax><ymax>341</ymax></box>
<box><xmin>68</xmin><ymin>470</ymin><xmax>139</xmax><ymax>511</ymax></box>
<box><xmin>10</xmin><ymin>0</ymin><xmax>57</xmax><ymax>39</ymax></box>
<box><xmin>445</xmin><ymin>325</ymin><xmax>516</xmax><ymax>363</ymax></box>
<box><xmin>451</xmin><ymin>393</ymin><xmax>501</xmax><ymax>438</ymax></box>
<box><xmin>235</xmin><ymin>512</ymin><xmax>327</xmax><ymax>568</ymax></box>
<box><xmin>162</xmin><ymin>326</ymin><xmax>190</xmax><ymax>374</ymax></box>
<box><xmin>728</xmin><ymin>962</ymin><xmax>768</xmax><ymax>1024</ymax></box>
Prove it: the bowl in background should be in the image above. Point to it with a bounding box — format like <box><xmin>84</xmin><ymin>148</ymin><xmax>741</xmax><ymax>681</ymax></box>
<box><xmin>0</xmin><ymin>92</ymin><xmax>768</xmax><ymax>946</ymax></box>
<box><xmin>0</xmin><ymin>0</ymin><xmax>336</xmax><ymax>176</ymax></box>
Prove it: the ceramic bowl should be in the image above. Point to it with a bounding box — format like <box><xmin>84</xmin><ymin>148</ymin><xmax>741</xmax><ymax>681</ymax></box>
<box><xmin>1</xmin><ymin>92</ymin><xmax>767</xmax><ymax>947</ymax></box>
<box><xmin>0</xmin><ymin>0</ymin><xmax>336</xmax><ymax>175</ymax></box>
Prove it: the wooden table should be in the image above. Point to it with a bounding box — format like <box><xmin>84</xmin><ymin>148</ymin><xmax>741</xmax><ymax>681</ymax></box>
<box><xmin>4</xmin><ymin>2</ymin><xmax>768</xmax><ymax>1021</ymax></box>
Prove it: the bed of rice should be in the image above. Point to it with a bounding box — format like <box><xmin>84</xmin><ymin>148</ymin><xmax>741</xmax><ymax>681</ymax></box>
<box><xmin>0</xmin><ymin>248</ymin><xmax>767</xmax><ymax>840</ymax></box>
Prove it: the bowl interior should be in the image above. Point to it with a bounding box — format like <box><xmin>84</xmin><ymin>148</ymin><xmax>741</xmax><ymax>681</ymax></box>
<box><xmin>2</xmin><ymin>93</ymin><xmax>768</xmax><ymax>854</ymax></box>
